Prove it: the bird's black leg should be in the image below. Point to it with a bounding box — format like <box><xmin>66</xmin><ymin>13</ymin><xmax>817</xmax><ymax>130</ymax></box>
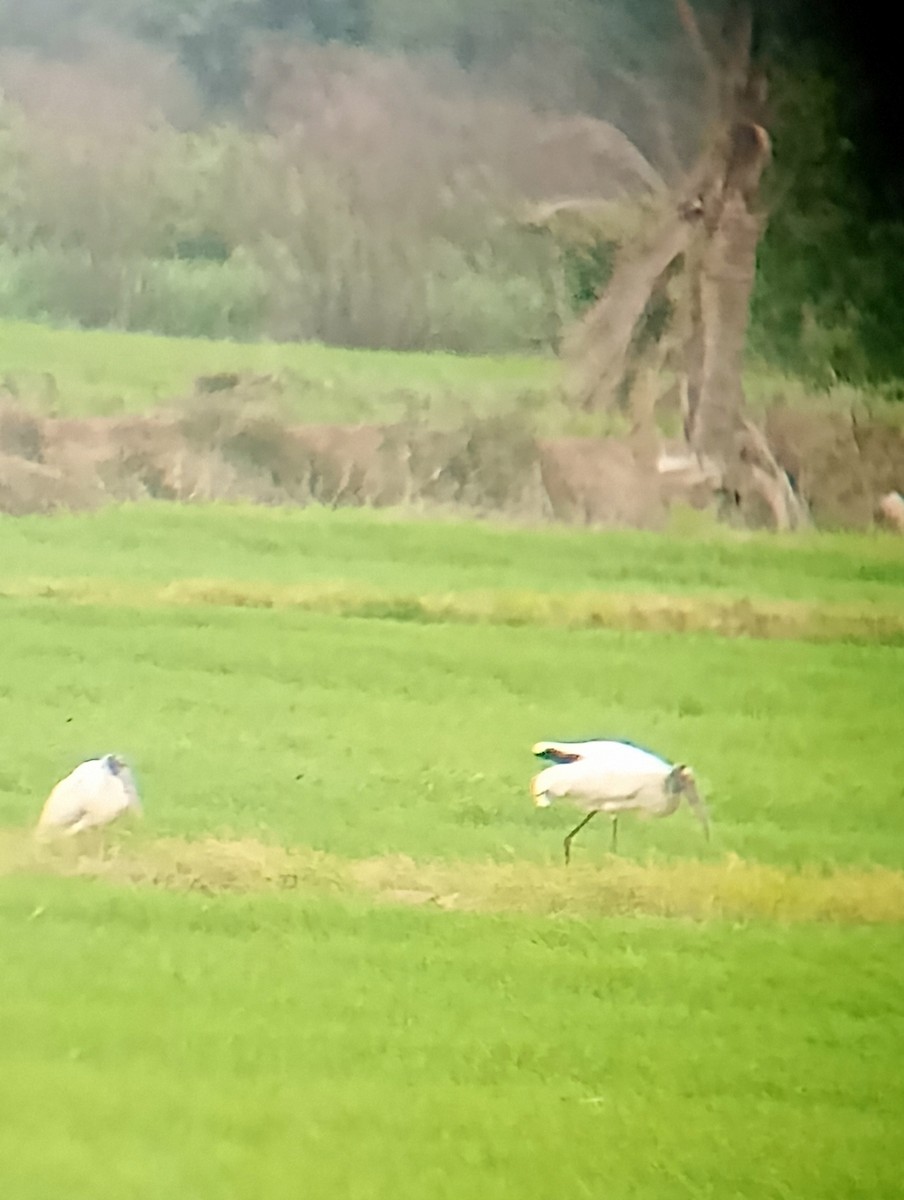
<box><xmin>610</xmin><ymin>817</ymin><xmax>618</xmax><ymax>854</ymax></box>
<box><xmin>563</xmin><ymin>811</ymin><xmax>598</xmax><ymax>865</ymax></box>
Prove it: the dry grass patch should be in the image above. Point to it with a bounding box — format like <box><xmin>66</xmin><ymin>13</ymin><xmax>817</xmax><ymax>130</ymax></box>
<box><xmin>2</xmin><ymin>831</ymin><xmax>903</xmax><ymax>925</ymax></box>
<box><xmin>348</xmin><ymin>852</ymin><xmax>904</xmax><ymax>924</ymax></box>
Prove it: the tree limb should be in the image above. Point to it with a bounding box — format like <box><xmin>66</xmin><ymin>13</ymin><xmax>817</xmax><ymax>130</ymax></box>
<box><xmin>674</xmin><ymin>0</ymin><xmax>717</xmax><ymax>78</ymax></box>
<box><xmin>611</xmin><ymin>67</ymin><xmax>685</xmax><ymax>183</ymax></box>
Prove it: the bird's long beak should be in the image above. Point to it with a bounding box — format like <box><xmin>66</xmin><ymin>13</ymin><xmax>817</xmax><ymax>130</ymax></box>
<box><xmin>682</xmin><ymin>773</ymin><xmax>710</xmax><ymax>841</ymax></box>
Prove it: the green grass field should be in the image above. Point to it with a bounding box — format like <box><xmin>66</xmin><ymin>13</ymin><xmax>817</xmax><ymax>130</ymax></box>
<box><xmin>1</xmin><ymin>503</ymin><xmax>903</xmax><ymax>1197</ymax></box>
<box><xmin>2</xmin><ymin>879</ymin><xmax>901</xmax><ymax>1200</ymax></box>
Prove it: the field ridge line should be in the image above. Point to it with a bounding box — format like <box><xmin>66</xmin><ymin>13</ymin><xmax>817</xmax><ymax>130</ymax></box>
<box><xmin>2</xmin><ymin>833</ymin><xmax>903</xmax><ymax>924</ymax></box>
<box><xmin>3</xmin><ymin>577</ymin><xmax>904</xmax><ymax>643</ymax></box>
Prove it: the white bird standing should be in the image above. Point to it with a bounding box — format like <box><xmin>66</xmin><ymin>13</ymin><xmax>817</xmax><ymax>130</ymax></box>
<box><xmin>530</xmin><ymin>739</ymin><xmax>710</xmax><ymax>863</ymax></box>
<box><xmin>36</xmin><ymin>754</ymin><xmax>142</xmax><ymax>839</ymax></box>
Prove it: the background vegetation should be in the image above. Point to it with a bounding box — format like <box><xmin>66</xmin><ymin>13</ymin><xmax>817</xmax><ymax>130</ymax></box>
<box><xmin>0</xmin><ymin>0</ymin><xmax>900</xmax><ymax>388</ymax></box>
<box><xmin>1</xmin><ymin>10</ymin><xmax>901</xmax><ymax>1194</ymax></box>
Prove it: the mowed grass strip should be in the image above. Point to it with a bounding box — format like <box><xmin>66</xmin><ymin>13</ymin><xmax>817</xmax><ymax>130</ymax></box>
<box><xmin>6</xmin><ymin>575</ymin><xmax>904</xmax><ymax>644</ymax></box>
<box><xmin>3</xmin><ymin>504</ymin><xmax>904</xmax><ymax>642</ymax></box>
<box><xmin>4</xmin><ymin>834</ymin><xmax>904</xmax><ymax>925</ymax></box>
<box><xmin>1</xmin><ymin>602</ymin><xmax>902</xmax><ymax>870</ymax></box>
<box><xmin>0</xmin><ymin>875</ymin><xmax>901</xmax><ymax>1200</ymax></box>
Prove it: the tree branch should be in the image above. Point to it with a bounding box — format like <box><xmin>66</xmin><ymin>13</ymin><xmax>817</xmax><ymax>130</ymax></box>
<box><xmin>611</xmin><ymin>67</ymin><xmax>685</xmax><ymax>183</ymax></box>
<box><xmin>674</xmin><ymin>0</ymin><xmax>717</xmax><ymax>79</ymax></box>
<box><xmin>565</xmin><ymin>211</ymin><xmax>691</xmax><ymax>410</ymax></box>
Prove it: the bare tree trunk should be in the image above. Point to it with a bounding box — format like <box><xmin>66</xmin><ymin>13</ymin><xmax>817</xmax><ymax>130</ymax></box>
<box><xmin>562</xmin><ymin>0</ymin><xmax>808</xmax><ymax>531</ymax></box>
<box><xmin>695</xmin><ymin>193</ymin><xmax>756</xmax><ymax>456</ymax></box>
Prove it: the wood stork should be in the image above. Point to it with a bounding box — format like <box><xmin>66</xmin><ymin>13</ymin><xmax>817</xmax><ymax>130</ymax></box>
<box><xmin>36</xmin><ymin>754</ymin><xmax>142</xmax><ymax>839</ymax></box>
<box><xmin>530</xmin><ymin>739</ymin><xmax>710</xmax><ymax>863</ymax></box>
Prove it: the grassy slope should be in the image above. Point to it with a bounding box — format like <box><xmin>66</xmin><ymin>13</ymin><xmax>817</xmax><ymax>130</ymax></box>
<box><xmin>1</xmin><ymin>878</ymin><xmax>901</xmax><ymax>1200</ymax></box>
<box><xmin>4</xmin><ymin>317</ymin><xmax>885</xmax><ymax>426</ymax></box>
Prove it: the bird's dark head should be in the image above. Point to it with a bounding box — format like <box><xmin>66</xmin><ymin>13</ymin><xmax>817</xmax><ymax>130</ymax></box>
<box><xmin>102</xmin><ymin>754</ymin><xmax>142</xmax><ymax>814</ymax></box>
<box><xmin>666</xmin><ymin>764</ymin><xmax>692</xmax><ymax>794</ymax></box>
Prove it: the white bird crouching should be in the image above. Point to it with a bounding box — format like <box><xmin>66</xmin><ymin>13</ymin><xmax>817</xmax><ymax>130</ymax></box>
<box><xmin>36</xmin><ymin>754</ymin><xmax>142</xmax><ymax>839</ymax></box>
<box><xmin>530</xmin><ymin>739</ymin><xmax>709</xmax><ymax>863</ymax></box>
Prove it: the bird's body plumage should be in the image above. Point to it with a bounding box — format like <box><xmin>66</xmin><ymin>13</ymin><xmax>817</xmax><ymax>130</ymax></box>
<box><xmin>532</xmin><ymin>760</ymin><xmax>679</xmax><ymax>816</ymax></box>
<box><xmin>530</xmin><ymin>738</ymin><xmax>709</xmax><ymax>861</ymax></box>
<box><xmin>37</xmin><ymin>755</ymin><xmax>141</xmax><ymax>837</ymax></box>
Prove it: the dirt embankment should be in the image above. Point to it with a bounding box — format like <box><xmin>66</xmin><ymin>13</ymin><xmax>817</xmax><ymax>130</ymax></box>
<box><xmin>765</xmin><ymin>406</ymin><xmax>904</xmax><ymax>529</ymax></box>
<box><xmin>1</xmin><ymin>387</ymin><xmax>902</xmax><ymax>529</ymax></box>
